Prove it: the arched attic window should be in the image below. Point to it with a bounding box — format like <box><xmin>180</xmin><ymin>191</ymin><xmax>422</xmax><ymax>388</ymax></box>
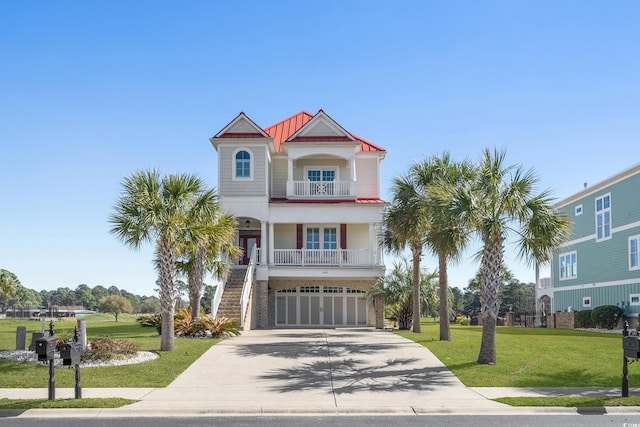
<box><xmin>233</xmin><ymin>148</ymin><xmax>253</xmax><ymax>180</ymax></box>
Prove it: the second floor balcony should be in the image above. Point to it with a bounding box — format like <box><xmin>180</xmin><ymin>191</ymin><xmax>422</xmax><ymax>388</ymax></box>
<box><xmin>286</xmin><ymin>180</ymin><xmax>356</xmax><ymax>200</ymax></box>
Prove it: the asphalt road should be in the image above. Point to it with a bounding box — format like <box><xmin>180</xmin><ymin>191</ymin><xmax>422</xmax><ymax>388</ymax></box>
<box><xmin>2</xmin><ymin>415</ymin><xmax>640</xmax><ymax>427</ymax></box>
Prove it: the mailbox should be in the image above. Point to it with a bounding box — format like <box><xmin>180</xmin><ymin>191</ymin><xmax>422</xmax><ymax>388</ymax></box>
<box><xmin>623</xmin><ymin>335</ymin><xmax>640</xmax><ymax>359</ymax></box>
<box><xmin>36</xmin><ymin>336</ymin><xmax>57</xmax><ymax>362</ymax></box>
<box><xmin>59</xmin><ymin>342</ymin><xmax>82</xmax><ymax>366</ymax></box>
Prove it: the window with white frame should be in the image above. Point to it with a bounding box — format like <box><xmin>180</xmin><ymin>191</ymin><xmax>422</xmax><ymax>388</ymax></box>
<box><xmin>582</xmin><ymin>296</ymin><xmax>591</xmax><ymax>308</ymax></box>
<box><xmin>630</xmin><ymin>235</ymin><xmax>640</xmax><ymax>271</ymax></box>
<box><xmin>595</xmin><ymin>194</ymin><xmax>611</xmax><ymax>241</ymax></box>
<box><xmin>233</xmin><ymin>148</ymin><xmax>252</xmax><ymax>180</ymax></box>
<box><xmin>559</xmin><ymin>251</ymin><xmax>577</xmax><ymax>280</ymax></box>
<box><xmin>305</xmin><ymin>226</ymin><xmax>337</xmax><ymax>249</ymax></box>
<box><xmin>630</xmin><ymin>294</ymin><xmax>640</xmax><ymax>306</ymax></box>
<box><xmin>305</xmin><ymin>167</ymin><xmax>337</xmax><ymax>195</ymax></box>
<box><xmin>575</xmin><ymin>205</ymin><xmax>583</xmax><ymax>216</ymax></box>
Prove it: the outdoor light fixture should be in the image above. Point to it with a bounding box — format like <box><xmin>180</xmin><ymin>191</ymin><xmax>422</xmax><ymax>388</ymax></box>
<box><xmin>245</xmin><ymin>220</ymin><xmax>251</xmax><ymax>228</ymax></box>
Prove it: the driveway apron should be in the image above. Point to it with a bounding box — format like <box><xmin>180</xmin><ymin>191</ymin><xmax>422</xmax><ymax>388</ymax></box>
<box><xmin>124</xmin><ymin>328</ymin><xmax>504</xmax><ymax>414</ymax></box>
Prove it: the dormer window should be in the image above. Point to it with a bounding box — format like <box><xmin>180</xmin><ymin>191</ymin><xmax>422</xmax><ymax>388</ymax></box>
<box><xmin>233</xmin><ymin>148</ymin><xmax>252</xmax><ymax>180</ymax></box>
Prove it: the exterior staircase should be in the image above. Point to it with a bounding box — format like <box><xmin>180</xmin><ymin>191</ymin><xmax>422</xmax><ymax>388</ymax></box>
<box><xmin>215</xmin><ymin>267</ymin><xmax>247</xmax><ymax>323</ymax></box>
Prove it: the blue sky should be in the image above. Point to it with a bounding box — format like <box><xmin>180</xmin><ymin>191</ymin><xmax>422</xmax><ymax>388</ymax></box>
<box><xmin>1</xmin><ymin>1</ymin><xmax>639</xmax><ymax>297</ymax></box>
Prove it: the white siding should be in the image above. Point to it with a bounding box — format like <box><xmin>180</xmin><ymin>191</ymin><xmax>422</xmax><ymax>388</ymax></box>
<box><xmin>355</xmin><ymin>158</ymin><xmax>379</xmax><ymax>198</ymax></box>
<box><xmin>274</xmin><ymin>224</ymin><xmax>297</xmax><ymax>249</ymax></box>
<box><xmin>271</xmin><ymin>158</ymin><xmax>287</xmax><ymax>198</ymax></box>
<box><xmin>346</xmin><ymin>224</ymin><xmax>369</xmax><ymax>250</ymax></box>
<box><xmin>218</xmin><ymin>144</ymin><xmax>268</xmax><ymax>197</ymax></box>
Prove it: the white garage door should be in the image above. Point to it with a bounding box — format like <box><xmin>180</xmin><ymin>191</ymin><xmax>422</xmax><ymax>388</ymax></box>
<box><xmin>275</xmin><ymin>285</ymin><xmax>368</xmax><ymax>327</ymax></box>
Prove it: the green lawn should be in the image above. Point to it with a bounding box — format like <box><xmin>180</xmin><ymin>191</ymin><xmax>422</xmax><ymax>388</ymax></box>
<box><xmin>397</xmin><ymin>321</ymin><xmax>640</xmax><ymax>388</ymax></box>
<box><xmin>0</xmin><ymin>314</ymin><xmax>219</xmax><ymax>388</ymax></box>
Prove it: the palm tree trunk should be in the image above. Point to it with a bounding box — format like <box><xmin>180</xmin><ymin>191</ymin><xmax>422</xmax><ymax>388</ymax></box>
<box><xmin>158</xmin><ymin>238</ymin><xmax>177</xmax><ymax>351</ymax></box>
<box><xmin>477</xmin><ymin>239</ymin><xmax>504</xmax><ymax>364</ymax></box>
<box><xmin>438</xmin><ymin>253</ymin><xmax>450</xmax><ymax>341</ymax></box>
<box><xmin>189</xmin><ymin>246</ymin><xmax>206</xmax><ymax>318</ymax></box>
<box><xmin>412</xmin><ymin>246</ymin><xmax>422</xmax><ymax>333</ymax></box>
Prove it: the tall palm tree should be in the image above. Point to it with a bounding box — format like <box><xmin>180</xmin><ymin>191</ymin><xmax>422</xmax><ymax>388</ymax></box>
<box><xmin>382</xmin><ymin>173</ymin><xmax>428</xmax><ymax>333</ymax></box>
<box><xmin>435</xmin><ymin>149</ymin><xmax>570</xmax><ymax>364</ymax></box>
<box><xmin>110</xmin><ymin>170</ymin><xmax>214</xmax><ymax>351</ymax></box>
<box><xmin>177</xmin><ymin>208</ymin><xmax>240</xmax><ymax>318</ymax></box>
<box><xmin>412</xmin><ymin>153</ymin><xmax>474</xmax><ymax>341</ymax></box>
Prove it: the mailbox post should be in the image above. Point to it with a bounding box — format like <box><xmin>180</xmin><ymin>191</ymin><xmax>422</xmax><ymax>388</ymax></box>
<box><xmin>36</xmin><ymin>321</ymin><xmax>56</xmax><ymax>400</ymax></box>
<box><xmin>60</xmin><ymin>326</ymin><xmax>82</xmax><ymax>399</ymax></box>
<box><xmin>621</xmin><ymin>321</ymin><xmax>640</xmax><ymax>397</ymax></box>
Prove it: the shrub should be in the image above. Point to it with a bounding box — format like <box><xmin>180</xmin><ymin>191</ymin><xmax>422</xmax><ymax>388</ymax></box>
<box><xmin>82</xmin><ymin>336</ymin><xmax>139</xmax><ymax>362</ymax></box>
<box><xmin>137</xmin><ymin>313</ymin><xmax>162</xmax><ymax>334</ymax></box>
<box><xmin>591</xmin><ymin>305</ymin><xmax>624</xmax><ymax>330</ymax></box>
<box><xmin>455</xmin><ymin>315</ymin><xmax>470</xmax><ymax>326</ymax></box>
<box><xmin>577</xmin><ymin>310</ymin><xmax>595</xmax><ymax>328</ymax></box>
<box><xmin>201</xmin><ymin>316</ymin><xmax>241</xmax><ymax>338</ymax></box>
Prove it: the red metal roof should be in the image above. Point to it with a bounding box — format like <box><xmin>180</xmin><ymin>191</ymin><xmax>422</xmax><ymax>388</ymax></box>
<box><xmin>264</xmin><ymin>111</ymin><xmax>385</xmax><ymax>153</ymax></box>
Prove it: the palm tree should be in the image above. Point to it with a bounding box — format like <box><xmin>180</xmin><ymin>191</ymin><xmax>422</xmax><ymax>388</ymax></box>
<box><xmin>382</xmin><ymin>173</ymin><xmax>428</xmax><ymax>333</ymax></box>
<box><xmin>412</xmin><ymin>153</ymin><xmax>474</xmax><ymax>341</ymax></box>
<box><xmin>110</xmin><ymin>170</ymin><xmax>215</xmax><ymax>351</ymax></box>
<box><xmin>177</xmin><ymin>208</ymin><xmax>240</xmax><ymax>318</ymax></box>
<box><xmin>434</xmin><ymin>149</ymin><xmax>570</xmax><ymax>364</ymax></box>
<box><xmin>368</xmin><ymin>258</ymin><xmax>438</xmax><ymax>330</ymax></box>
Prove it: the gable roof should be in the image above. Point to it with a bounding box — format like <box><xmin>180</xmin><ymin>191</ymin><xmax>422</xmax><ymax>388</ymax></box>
<box><xmin>264</xmin><ymin>110</ymin><xmax>385</xmax><ymax>153</ymax></box>
<box><xmin>212</xmin><ymin>112</ymin><xmax>270</xmax><ymax>139</ymax></box>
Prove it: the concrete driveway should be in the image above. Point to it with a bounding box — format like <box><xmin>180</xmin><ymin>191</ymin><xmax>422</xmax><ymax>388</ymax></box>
<box><xmin>123</xmin><ymin>328</ymin><xmax>505</xmax><ymax>415</ymax></box>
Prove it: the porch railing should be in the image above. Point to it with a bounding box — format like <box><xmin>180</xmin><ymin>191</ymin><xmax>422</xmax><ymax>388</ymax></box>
<box><xmin>272</xmin><ymin>249</ymin><xmax>372</xmax><ymax>266</ymax></box>
<box><xmin>287</xmin><ymin>180</ymin><xmax>355</xmax><ymax>198</ymax></box>
<box><xmin>211</xmin><ymin>255</ymin><xmax>231</xmax><ymax>319</ymax></box>
<box><xmin>240</xmin><ymin>244</ymin><xmax>257</xmax><ymax>327</ymax></box>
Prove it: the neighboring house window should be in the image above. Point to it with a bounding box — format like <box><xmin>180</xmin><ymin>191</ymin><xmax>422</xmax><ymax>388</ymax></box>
<box><xmin>306</xmin><ymin>226</ymin><xmax>338</xmax><ymax>249</ymax></box>
<box><xmin>233</xmin><ymin>149</ymin><xmax>252</xmax><ymax>180</ymax></box>
<box><xmin>630</xmin><ymin>235</ymin><xmax>640</xmax><ymax>270</ymax></box>
<box><xmin>582</xmin><ymin>297</ymin><xmax>591</xmax><ymax>308</ymax></box>
<box><xmin>630</xmin><ymin>294</ymin><xmax>640</xmax><ymax>306</ymax></box>
<box><xmin>595</xmin><ymin>194</ymin><xmax>611</xmax><ymax>241</ymax></box>
<box><xmin>575</xmin><ymin>205</ymin><xmax>583</xmax><ymax>216</ymax></box>
<box><xmin>559</xmin><ymin>251</ymin><xmax>577</xmax><ymax>280</ymax></box>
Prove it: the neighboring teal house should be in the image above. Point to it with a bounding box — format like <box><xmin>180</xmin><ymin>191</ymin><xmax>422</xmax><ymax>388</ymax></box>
<box><xmin>548</xmin><ymin>163</ymin><xmax>640</xmax><ymax>317</ymax></box>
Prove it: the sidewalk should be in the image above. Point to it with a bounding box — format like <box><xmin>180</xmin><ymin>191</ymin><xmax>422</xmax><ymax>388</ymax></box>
<box><xmin>3</xmin><ymin>329</ymin><xmax>640</xmax><ymax>417</ymax></box>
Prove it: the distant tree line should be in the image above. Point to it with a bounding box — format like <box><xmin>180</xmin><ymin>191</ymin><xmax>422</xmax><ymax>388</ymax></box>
<box><xmin>0</xmin><ymin>268</ymin><xmax>216</xmax><ymax>315</ymax></box>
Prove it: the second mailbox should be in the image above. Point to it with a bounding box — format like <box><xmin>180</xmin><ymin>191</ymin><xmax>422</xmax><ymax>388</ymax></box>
<box><xmin>623</xmin><ymin>335</ymin><xmax>640</xmax><ymax>359</ymax></box>
<box><xmin>35</xmin><ymin>335</ymin><xmax>57</xmax><ymax>362</ymax></box>
<box><xmin>59</xmin><ymin>342</ymin><xmax>82</xmax><ymax>366</ymax></box>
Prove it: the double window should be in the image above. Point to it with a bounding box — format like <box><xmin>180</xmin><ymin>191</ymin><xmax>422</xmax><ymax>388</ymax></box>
<box><xmin>306</xmin><ymin>227</ymin><xmax>338</xmax><ymax>249</ymax></box>
<box><xmin>559</xmin><ymin>251</ymin><xmax>577</xmax><ymax>280</ymax></box>
<box><xmin>595</xmin><ymin>194</ymin><xmax>611</xmax><ymax>241</ymax></box>
<box><xmin>306</xmin><ymin>167</ymin><xmax>336</xmax><ymax>195</ymax></box>
<box><xmin>233</xmin><ymin>148</ymin><xmax>252</xmax><ymax>180</ymax></box>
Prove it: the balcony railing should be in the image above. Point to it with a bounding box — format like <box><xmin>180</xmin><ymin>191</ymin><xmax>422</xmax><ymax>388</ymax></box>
<box><xmin>272</xmin><ymin>249</ymin><xmax>373</xmax><ymax>266</ymax></box>
<box><xmin>286</xmin><ymin>180</ymin><xmax>355</xmax><ymax>199</ymax></box>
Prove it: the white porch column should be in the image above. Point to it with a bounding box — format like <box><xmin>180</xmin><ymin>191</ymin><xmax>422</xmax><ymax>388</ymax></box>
<box><xmin>269</xmin><ymin>221</ymin><xmax>275</xmax><ymax>265</ymax></box>
<box><xmin>368</xmin><ymin>222</ymin><xmax>374</xmax><ymax>265</ymax></box>
<box><xmin>261</xmin><ymin>220</ymin><xmax>267</xmax><ymax>264</ymax></box>
<box><xmin>349</xmin><ymin>157</ymin><xmax>356</xmax><ymax>181</ymax></box>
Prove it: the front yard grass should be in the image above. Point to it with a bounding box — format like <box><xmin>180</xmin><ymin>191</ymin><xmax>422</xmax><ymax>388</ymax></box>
<box><xmin>0</xmin><ymin>314</ymin><xmax>219</xmax><ymax>388</ymax></box>
<box><xmin>397</xmin><ymin>321</ymin><xmax>640</xmax><ymax>388</ymax></box>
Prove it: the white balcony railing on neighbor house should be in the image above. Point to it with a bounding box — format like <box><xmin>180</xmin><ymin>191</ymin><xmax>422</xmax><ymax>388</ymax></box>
<box><xmin>272</xmin><ymin>249</ymin><xmax>372</xmax><ymax>266</ymax></box>
<box><xmin>287</xmin><ymin>180</ymin><xmax>355</xmax><ymax>199</ymax></box>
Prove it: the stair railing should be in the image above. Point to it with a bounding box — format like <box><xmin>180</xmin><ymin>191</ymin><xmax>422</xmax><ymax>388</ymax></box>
<box><xmin>211</xmin><ymin>255</ymin><xmax>231</xmax><ymax>319</ymax></box>
<box><xmin>240</xmin><ymin>244</ymin><xmax>257</xmax><ymax>327</ymax></box>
